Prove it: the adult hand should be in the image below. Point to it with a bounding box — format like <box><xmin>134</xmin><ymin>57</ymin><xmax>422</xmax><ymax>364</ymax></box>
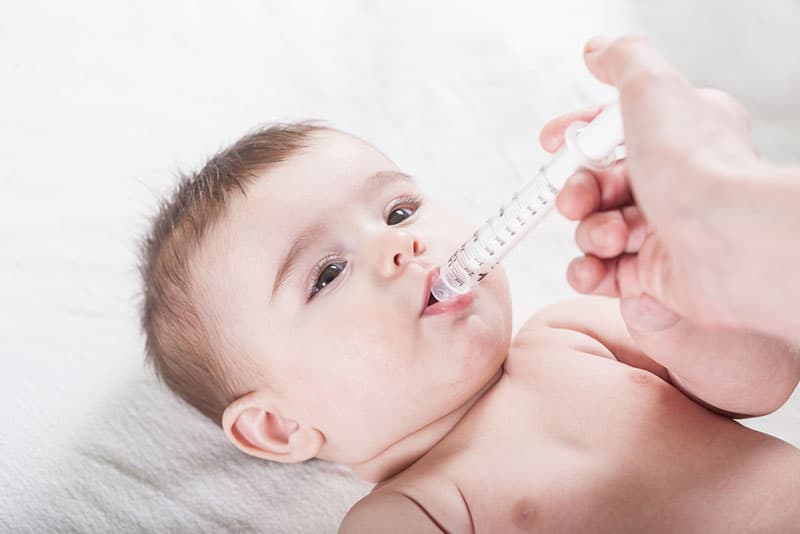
<box><xmin>541</xmin><ymin>36</ymin><xmax>800</xmax><ymax>341</ymax></box>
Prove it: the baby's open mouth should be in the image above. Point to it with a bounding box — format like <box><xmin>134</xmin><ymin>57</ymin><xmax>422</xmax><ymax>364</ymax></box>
<box><xmin>420</xmin><ymin>267</ymin><xmax>442</xmax><ymax>315</ymax></box>
<box><xmin>420</xmin><ymin>267</ymin><xmax>474</xmax><ymax>317</ymax></box>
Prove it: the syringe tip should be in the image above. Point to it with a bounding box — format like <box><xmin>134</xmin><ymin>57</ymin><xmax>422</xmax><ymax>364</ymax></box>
<box><xmin>430</xmin><ymin>275</ymin><xmax>461</xmax><ymax>303</ymax></box>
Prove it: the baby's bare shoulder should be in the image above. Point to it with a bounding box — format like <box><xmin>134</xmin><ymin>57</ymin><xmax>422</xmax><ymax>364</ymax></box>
<box><xmin>509</xmin><ymin>297</ymin><xmax>619</xmax><ymax>369</ymax></box>
<box><xmin>516</xmin><ymin>296</ymin><xmax>622</xmax><ymax>342</ymax></box>
<box><xmin>508</xmin><ymin>296</ymin><xmax>669</xmax><ymax>381</ymax></box>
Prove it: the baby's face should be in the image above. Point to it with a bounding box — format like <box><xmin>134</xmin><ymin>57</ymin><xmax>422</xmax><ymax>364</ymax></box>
<box><xmin>199</xmin><ymin>130</ymin><xmax>512</xmax><ymax>463</ymax></box>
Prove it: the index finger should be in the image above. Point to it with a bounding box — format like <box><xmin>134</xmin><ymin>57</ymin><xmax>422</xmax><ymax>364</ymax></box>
<box><xmin>539</xmin><ymin>106</ymin><xmax>603</xmax><ymax>153</ymax></box>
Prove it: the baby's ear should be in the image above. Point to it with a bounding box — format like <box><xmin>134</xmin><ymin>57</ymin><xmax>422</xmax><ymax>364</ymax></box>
<box><xmin>222</xmin><ymin>391</ymin><xmax>324</xmax><ymax>463</ymax></box>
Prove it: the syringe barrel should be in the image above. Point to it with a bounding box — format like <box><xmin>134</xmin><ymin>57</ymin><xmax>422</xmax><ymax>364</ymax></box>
<box><xmin>431</xmin><ymin>102</ymin><xmax>624</xmax><ymax>302</ymax></box>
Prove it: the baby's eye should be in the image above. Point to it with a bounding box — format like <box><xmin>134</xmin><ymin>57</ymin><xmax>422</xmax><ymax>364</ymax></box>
<box><xmin>310</xmin><ymin>260</ymin><xmax>346</xmax><ymax>298</ymax></box>
<box><xmin>387</xmin><ymin>207</ymin><xmax>415</xmax><ymax>225</ymax></box>
<box><xmin>386</xmin><ymin>195</ymin><xmax>422</xmax><ymax>226</ymax></box>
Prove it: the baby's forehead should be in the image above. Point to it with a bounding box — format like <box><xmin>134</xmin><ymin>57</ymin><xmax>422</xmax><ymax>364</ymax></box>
<box><xmin>252</xmin><ymin>129</ymin><xmax>396</xmax><ymax>206</ymax></box>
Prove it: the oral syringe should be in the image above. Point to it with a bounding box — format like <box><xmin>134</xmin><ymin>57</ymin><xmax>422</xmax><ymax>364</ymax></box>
<box><xmin>430</xmin><ymin>101</ymin><xmax>625</xmax><ymax>303</ymax></box>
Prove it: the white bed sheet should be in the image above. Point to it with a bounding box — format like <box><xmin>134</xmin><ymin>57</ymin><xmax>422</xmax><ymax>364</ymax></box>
<box><xmin>2</xmin><ymin>1</ymin><xmax>798</xmax><ymax>532</ymax></box>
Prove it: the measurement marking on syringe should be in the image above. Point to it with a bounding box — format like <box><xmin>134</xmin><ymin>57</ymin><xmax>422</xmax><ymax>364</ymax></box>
<box><xmin>458</xmin><ymin>253</ymin><xmax>476</xmax><ymax>277</ymax></box>
<box><xmin>430</xmin><ymin>102</ymin><xmax>623</xmax><ymax>301</ymax></box>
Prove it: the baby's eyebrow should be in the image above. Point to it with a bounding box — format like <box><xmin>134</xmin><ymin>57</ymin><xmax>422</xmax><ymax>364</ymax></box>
<box><xmin>271</xmin><ymin>170</ymin><xmax>414</xmax><ymax>298</ymax></box>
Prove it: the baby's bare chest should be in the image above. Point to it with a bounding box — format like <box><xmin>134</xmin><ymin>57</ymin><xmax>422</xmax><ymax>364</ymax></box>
<box><xmin>388</xmin><ymin>351</ymin><xmax>751</xmax><ymax>533</ymax></box>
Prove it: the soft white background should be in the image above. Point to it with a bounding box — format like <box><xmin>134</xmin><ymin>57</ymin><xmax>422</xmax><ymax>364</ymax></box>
<box><xmin>2</xmin><ymin>1</ymin><xmax>798</xmax><ymax>532</ymax></box>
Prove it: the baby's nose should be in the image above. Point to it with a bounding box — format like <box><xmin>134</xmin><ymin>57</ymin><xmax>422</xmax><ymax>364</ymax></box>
<box><xmin>378</xmin><ymin>229</ymin><xmax>426</xmax><ymax>276</ymax></box>
<box><xmin>393</xmin><ymin>237</ymin><xmax>422</xmax><ymax>266</ymax></box>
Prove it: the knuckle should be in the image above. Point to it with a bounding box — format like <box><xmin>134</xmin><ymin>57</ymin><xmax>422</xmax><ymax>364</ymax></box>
<box><xmin>621</xmin><ymin>70</ymin><xmax>662</xmax><ymax>102</ymax></box>
<box><xmin>624</xmin><ymin>66</ymin><xmax>677</xmax><ymax>93</ymax></box>
<box><xmin>698</xmin><ymin>88</ymin><xmax>749</xmax><ymax>120</ymax></box>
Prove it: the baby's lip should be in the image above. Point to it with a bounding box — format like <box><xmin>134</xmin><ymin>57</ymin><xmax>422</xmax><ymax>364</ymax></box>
<box><xmin>420</xmin><ymin>267</ymin><xmax>440</xmax><ymax>316</ymax></box>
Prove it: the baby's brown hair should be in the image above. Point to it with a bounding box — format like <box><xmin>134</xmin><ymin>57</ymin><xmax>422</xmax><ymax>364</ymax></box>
<box><xmin>138</xmin><ymin>122</ymin><xmax>328</xmax><ymax>426</ymax></box>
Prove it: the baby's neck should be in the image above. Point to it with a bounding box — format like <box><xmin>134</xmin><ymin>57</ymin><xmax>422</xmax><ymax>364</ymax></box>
<box><xmin>347</xmin><ymin>367</ymin><xmax>504</xmax><ymax>484</ymax></box>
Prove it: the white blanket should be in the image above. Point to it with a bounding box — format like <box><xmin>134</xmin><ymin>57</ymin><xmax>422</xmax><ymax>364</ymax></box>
<box><xmin>2</xmin><ymin>1</ymin><xmax>798</xmax><ymax>532</ymax></box>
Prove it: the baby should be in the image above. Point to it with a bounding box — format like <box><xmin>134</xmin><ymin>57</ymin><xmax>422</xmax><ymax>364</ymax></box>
<box><xmin>139</xmin><ymin>122</ymin><xmax>800</xmax><ymax>532</ymax></box>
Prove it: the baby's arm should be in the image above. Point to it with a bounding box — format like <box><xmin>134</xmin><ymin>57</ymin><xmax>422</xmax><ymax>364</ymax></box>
<box><xmin>529</xmin><ymin>296</ymin><xmax>800</xmax><ymax>417</ymax></box>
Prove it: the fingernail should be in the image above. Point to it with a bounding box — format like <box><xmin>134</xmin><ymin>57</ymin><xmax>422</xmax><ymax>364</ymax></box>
<box><xmin>584</xmin><ymin>36</ymin><xmax>610</xmax><ymax>55</ymax></box>
<box><xmin>564</xmin><ymin>173</ymin><xmax>580</xmax><ymax>190</ymax></box>
<box><xmin>572</xmin><ymin>258</ymin><xmax>589</xmax><ymax>283</ymax></box>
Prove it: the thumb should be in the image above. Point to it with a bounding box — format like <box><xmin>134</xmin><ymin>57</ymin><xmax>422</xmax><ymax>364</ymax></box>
<box><xmin>635</xmin><ymin>236</ymin><xmax>679</xmax><ymax>313</ymax></box>
<box><xmin>583</xmin><ymin>35</ymin><xmax>681</xmax><ymax>89</ymax></box>
<box><xmin>619</xmin><ymin>237</ymin><xmax>682</xmax><ymax>333</ymax></box>
<box><xmin>620</xmin><ymin>295</ymin><xmax>680</xmax><ymax>333</ymax></box>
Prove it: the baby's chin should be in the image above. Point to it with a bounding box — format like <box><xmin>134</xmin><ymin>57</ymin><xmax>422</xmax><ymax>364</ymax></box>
<box><xmin>469</xmin><ymin>271</ymin><xmax>513</xmax><ymax>358</ymax></box>
<box><xmin>464</xmin><ymin>317</ymin><xmax>509</xmax><ymax>377</ymax></box>
<box><xmin>426</xmin><ymin>304</ymin><xmax>510</xmax><ymax>393</ymax></box>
